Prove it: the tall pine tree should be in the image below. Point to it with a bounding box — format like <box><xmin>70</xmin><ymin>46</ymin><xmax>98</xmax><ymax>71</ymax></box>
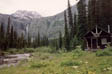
<box><xmin>67</xmin><ymin>0</ymin><xmax>74</xmax><ymax>39</ymax></box>
<box><xmin>77</xmin><ymin>0</ymin><xmax>87</xmax><ymax>39</ymax></box>
<box><xmin>0</xmin><ymin>23</ymin><xmax>5</xmax><ymax>50</ymax></box>
<box><xmin>64</xmin><ymin>11</ymin><xmax>70</xmax><ymax>51</ymax></box>
<box><xmin>6</xmin><ymin>17</ymin><xmax>11</xmax><ymax>49</ymax></box>
<box><xmin>58</xmin><ymin>31</ymin><xmax>62</xmax><ymax>49</ymax></box>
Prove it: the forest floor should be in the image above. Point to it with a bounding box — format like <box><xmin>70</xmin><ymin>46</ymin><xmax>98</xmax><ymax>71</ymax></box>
<box><xmin>0</xmin><ymin>47</ymin><xmax>112</xmax><ymax>74</ymax></box>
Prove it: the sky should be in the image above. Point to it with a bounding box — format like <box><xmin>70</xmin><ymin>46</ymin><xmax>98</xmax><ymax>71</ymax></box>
<box><xmin>0</xmin><ymin>0</ymin><xmax>79</xmax><ymax>16</ymax></box>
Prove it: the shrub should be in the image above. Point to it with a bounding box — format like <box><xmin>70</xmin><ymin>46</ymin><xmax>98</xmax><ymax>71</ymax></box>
<box><xmin>96</xmin><ymin>47</ymin><xmax>112</xmax><ymax>56</ymax></box>
<box><xmin>6</xmin><ymin>49</ymin><xmax>18</xmax><ymax>54</ymax></box>
<box><xmin>99</xmin><ymin>59</ymin><xmax>112</xmax><ymax>71</ymax></box>
<box><xmin>23</xmin><ymin>48</ymin><xmax>35</xmax><ymax>53</ymax></box>
<box><xmin>70</xmin><ymin>36</ymin><xmax>79</xmax><ymax>49</ymax></box>
<box><xmin>60</xmin><ymin>60</ymin><xmax>81</xmax><ymax>67</ymax></box>
<box><xmin>72</xmin><ymin>46</ymin><xmax>85</xmax><ymax>58</ymax></box>
<box><xmin>5</xmin><ymin>48</ymin><xmax>35</xmax><ymax>55</ymax></box>
<box><xmin>30</xmin><ymin>62</ymin><xmax>48</xmax><ymax>68</ymax></box>
<box><xmin>96</xmin><ymin>45</ymin><xmax>112</xmax><ymax>56</ymax></box>
<box><xmin>105</xmin><ymin>44</ymin><xmax>112</xmax><ymax>51</ymax></box>
<box><xmin>36</xmin><ymin>47</ymin><xmax>56</xmax><ymax>53</ymax></box>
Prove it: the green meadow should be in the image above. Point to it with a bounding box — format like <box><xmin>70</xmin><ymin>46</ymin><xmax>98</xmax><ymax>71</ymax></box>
<box><xmin>0</xmin><ymin>47</ymin><xmax>112</xmax><ymax>74</ymax></box>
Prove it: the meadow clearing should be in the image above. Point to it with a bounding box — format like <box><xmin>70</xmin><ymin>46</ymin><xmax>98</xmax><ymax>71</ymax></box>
<box><xmin>0</xmin><ymin>47</ymin><xmax>112</xmax><ymax>74</ymax></box>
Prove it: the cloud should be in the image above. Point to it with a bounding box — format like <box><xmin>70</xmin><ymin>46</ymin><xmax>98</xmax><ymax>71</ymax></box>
<box><xmin>0</xmin><ymin>0</ymin><xmax>78</xmax><ymax>16</ymax></box>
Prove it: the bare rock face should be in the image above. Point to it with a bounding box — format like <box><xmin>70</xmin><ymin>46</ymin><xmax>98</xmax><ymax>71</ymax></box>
<box><xmin>28</xmin><ymin>5</ymin><xmax>78</xmax><ymax>39</ymax></box>
<box><xmin>12</xmin><ymin>10</ymin><xmax>42</xmax><ymax>20</ymax></box>
<box><xmin>0</xmin><ymin>10</ymin><xmax>42</xmax><ymax>36</ymax></box>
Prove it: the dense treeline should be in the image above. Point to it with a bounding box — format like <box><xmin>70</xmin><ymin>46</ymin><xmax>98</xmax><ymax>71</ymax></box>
<box><xmin>62</xmin><ymin>0</ymin><xmax>112</xmax><ymax>51</ymax></box>
<box><xmin>0</xmin><ymin>17</ymin><xmax>49</xmax><ymax>51</ymax></box>
<box><xmin>88</xmin><ymin>0</ymin><xmax>112</xmax><ymax>31</ymax></box>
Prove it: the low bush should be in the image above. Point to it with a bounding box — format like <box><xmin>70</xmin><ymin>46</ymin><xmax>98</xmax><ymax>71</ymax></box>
<box><xmin>36</xmin><ymin>47</ymin><xmax>56</xmax><ymax>53</ymax></box>
<box><xmin>96</xmin><ymin>50</ymin><xmax>112</xmax><ymax>56</ymax></box>
<box><xmin>99</xmin><ymin>59</ymin><xmax>112</xmax><ymax>71</ymax></box>
<box><xmin>72</xmin><ymin>46</ymin><xmax>85</xmax><ymax>58</ymax></box>
<box><xmin>7</xmin><ymin>49</ymin><xmax>18</xmax><ymax>54</ymax></box>
<box><xmin>96</xmin><ymin>46</ymin><xmax>112</xmax><ymax>56</ymax></box>
<box><xmin>60</xmin><ymin>60</ymin><xmax>81</xmax><ymax>67</ymax></box>
<box><xmin>6</xmin><ymin>48</ymin><xmax>35</xmax><ymax>54</ymax></box>
<box><xmin>30</xmin><ymin>62</ymin><xmax>48</xmax><ymax>68</ymax></box>
<box><xmin>23</xmin><ymin>48</ymin><xmax>35</xmax><ymax>53</ymax></box>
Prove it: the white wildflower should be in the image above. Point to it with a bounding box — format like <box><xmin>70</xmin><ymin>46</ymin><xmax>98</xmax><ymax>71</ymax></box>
<box><xmin>85</xmin><ymin>61</ymin><xmax>88</xmax><ymax>64</ymax></box>
<box><xmin>79</xmin><ymin>61</ymin><xmax>82</xmax><ymax>63</ymax></box>
<box><xmin>72</xmin><ymin>66</ymin><xmax>78</xmax><ymax>69</ymax></box>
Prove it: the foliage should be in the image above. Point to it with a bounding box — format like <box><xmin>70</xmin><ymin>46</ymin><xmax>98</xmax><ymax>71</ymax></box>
<box><xmin>58</xmin><ymin>31</ymin><xmax>63</xmax><ymax>49</ymax></box>
<box><xmin>67</xmin><ymin>0</ymin><xmax>74</xmax><ymax>39</ymax></box>
<box><xmin>35</xmin><ymin>47</ymin><xmax>57</xmax><ymax>53</ymax></box>
<box><xmin>60</xmin><ymin>60</ymin><xmax>81</xmax><ymax>67</ymax></box>
<box><xmin>72</xmin><ymin>46</ymin><xmax>85</xmax><ymax>58</ymax></box>
<box><xmin>99</xmin><ymin>59</ymin><xmax>112</xmax><ymax>71</ymax></box>
<box><xmin>96</xmin><ymin>50</ymin><xmax>112</xmax><ymax>57</ymax></box>
<box><xmin>77</xmin><ymin>0</ymin><xmax>87</xmax><ymax>39</ymax></box>
<box><xmin>80</xmin><ymin>39</ymin><xmax>87</xmax><ymax>50</ymax></box>
<box><xmin>23</xmin><ymin>48</ymin><xmax>35</xmax><ymax>53</ymax></box>
<box><xmin>1</xmin><ymin>47</ymin><xmax>112</xmax><ymax>74</ymax></box>
<box><xmin>64</xmin><ymin>11</ymin><xmax>70</xmax><ymax>51</ymax></box>
<box><xmin>96</xmin><ymin>45</ymin><xmax>112</xmax><ymax>56</ymax></box>
<box><xmin>70</xmin><ymin>36</ymin><xmax>79</xmax><ymax>49</ymax></box>
<box><xmin>30</xmin><ymin>62</ymin><xmax>48</xmax><ymax>68</ymax></box>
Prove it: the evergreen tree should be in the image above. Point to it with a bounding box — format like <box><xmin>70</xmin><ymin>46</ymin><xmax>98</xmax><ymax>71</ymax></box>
<box><xmin>67</xmin><ymin>0</ymin><xmax>74</xmax><ymax>39</ymax></box>
<box><xmin>77</xmin><ymin>0</ymin><xmax>87</xmax><ymax>50</ymax></box>
<box><xmin>0</xmin><ymin>23</ymin><xmax>5</xmax><ymax>50</ymax></box>
<box><xmin>73</xmin><ymin>14</ymin><xmax>77</xmax><ymax>36</ymax></box>
<box><xmin>44</xmin><ymin>36</ymin><xmax>49</xmax><ymax>46</ymax></box>
<box><xmin>20</xmin><ymin>33</ymin><xmax>25</xmax><ymax>48</ymax></box>
<box><xmin>27</xmin><ymin>33</ymin><xmax>31</xmax><ymax>48</ymax></box>
<box><xmin>88</xmin><ymin>0</ymin><xmax>112</xmax><ymax>31</ymax></box>
<box><xmin>13</xmin><ymin>31</ymin><xmax>18</xmax><ymax>48</ymax></box>
<box><xmin>55</xmin><ymin>40</ymin><xmax>59</xmax><ymax>51</ymax></box>
<box><xmin>17</xmin><ymin>33</ymin><xmax>25</xmax><ymax>49</ymax></box>
<box><xmin>77</xmin><ymin>0</ymin><xmax>87</xmax><ymax>39</ymax></box>
<box><xmin>10</xmin><ymin>26</ymin><xmax>14</xmax><ymax>48</ymax></box>
<box><xmin>33</xmin><ymin>32</ymin><xmax>41</xmax><ymax>48</ymax></box>
<box><xmin>99</xmin><ymin>0</ymin><xmax>112</xmax><ymax>31</ymax></box>
<box><xmin>6</xmin><ymin>17</ymin><xmax>11</xmax><ymax>49</ymax></box>
<box><xmin>88</xmin><ymin>0</ymin><xmax>98</xmax><ymax>30</ymax></box>
<box><xmin>41</xmin><ymin>35</ymin><xmax>49</xmax><ymax>46</ymax></box>
<box><xmin>64</xmin><ymin>11</ymin><xmax>70</xmax><ymax>51</ymax></box>
<box><xmin>58</xmin><ymin>31</ymin><xmax>62</xmax><ymax>49</ymax></box>
<box><xmin>33</xmin><ymin>37</ymin><xmax>38</xmax><ymax>48</ymax></box>
<box><xmin>37</xmin><ymin>31</ymin><xmax>41</xmax><ymax>47</ymax></box>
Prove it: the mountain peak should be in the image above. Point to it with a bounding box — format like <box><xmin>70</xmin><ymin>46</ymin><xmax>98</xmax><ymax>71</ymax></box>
<box><xmin>12</xmin><ymin>10</ymin><xmax>42</xmax><ymax>19</ymax></box>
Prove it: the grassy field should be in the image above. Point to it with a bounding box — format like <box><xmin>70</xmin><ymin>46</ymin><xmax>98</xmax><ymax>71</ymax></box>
<box><xmin>0</xmin><ymin>47</ymin><xmax>112</xmax><ymax>74</ymax></box>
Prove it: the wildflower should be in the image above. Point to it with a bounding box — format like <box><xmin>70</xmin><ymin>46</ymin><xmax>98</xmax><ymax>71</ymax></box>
<box><xmin>72</xmin><ymin>66</ymin><xmax>78</xmax><ymax>69</ymax></box>
<box><xmin>79</xmin><ymin>61</ymin><xmax>82</xmax><ymax>63</ymax></box>
<box><xmin>103</xmin><ymin>68</ymin><xmax>106</xmax><ymax>71</ymax></box>
<box><xmin>107</xmin><ymin>67</ymin><xmax>112</xmax><ymax>71</ymax></box>
<box><xmin>85</xmin><ymin>61</ymin><xmax>88</xmax><ymax>64</ymax></box>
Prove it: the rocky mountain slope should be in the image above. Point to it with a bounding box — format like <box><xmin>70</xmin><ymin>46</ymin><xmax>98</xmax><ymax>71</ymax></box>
<box><xmin>30</xmin><ymin>0</ymin><xmax>88</xmax><ymax>39</ymax></box>
<box><xmin>29</xmin><ymin>5</ymin><xmax>78</xmax><ymax>39</ymax></box>
<box><xmin>0</xmin><ymin>10</ymin><xmax>42</xmax><ymax>36</ymax></box>
<box><xmin>0</xmin><ymin>0</ymin><xmax>89</xmax><ymax>39</ymax></box>
<box><xmin>0</xmin><ymin>4</ymin><xmax>77</xmax><ymax>39</ymax></box>
<box><xmin>12</xmin><ymin>10</ymin><xmax>42</xmax><ymax>20</ymax></box>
